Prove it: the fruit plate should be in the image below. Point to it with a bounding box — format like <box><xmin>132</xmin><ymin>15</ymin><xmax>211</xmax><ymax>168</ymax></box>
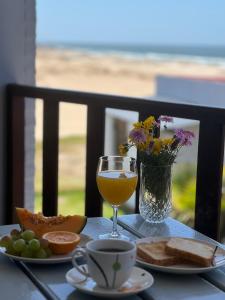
<box><xmin>136</xmin><ymin>236</ymin><xmax>225</xmax><ymax>274</ymax></box>
<box><xmin>0</xmin><ymin>233</ymin><xmax>92</xmax><ymax>264</ymax></box>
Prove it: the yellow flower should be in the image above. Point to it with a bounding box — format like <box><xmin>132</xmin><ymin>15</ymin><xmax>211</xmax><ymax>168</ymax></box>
<box><xmin>143</xmin><ymin>116</ymin><xmax>155</xmax><ymax>130</ymax></box>
<box><xmin>162</xmin><ymin>138</ymin><xmax>174</xmax><ymax>147</ymax></box>
<box><xmin>119</xmin><ymin>144</ymin><xmax>128</xmax><ymax>156</ymax></box>
<box><xmin>133</xmin><ymin>121</ymin><xmax>143</xmax><ymax>129</ymax></box>
<box><xmin>152</xmin><ymin>138</ymin><xmax>162</xmax><ymax>155</ymax></box>
<box><xmin>146</xmin><ymin>135</ymin><xmax>153</xmax><ymax>144</ymax></box>
<box><xmin>137</xmin><ymin>143</ymin><xmax>147</xmax><ymax>151</ymax></box>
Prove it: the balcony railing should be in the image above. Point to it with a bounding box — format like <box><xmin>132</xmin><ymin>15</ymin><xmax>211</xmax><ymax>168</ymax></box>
<box><xmin>6</xmin><ymin>84</ymin><xmax>225</xmax><ymax>240</ymax></box>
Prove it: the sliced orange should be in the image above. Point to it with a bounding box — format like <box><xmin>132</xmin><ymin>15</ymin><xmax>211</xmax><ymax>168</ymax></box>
<box><xmin>42</xmin><ymin>231</ymin><xmax>81</xmax><ymax>254</ymax></box>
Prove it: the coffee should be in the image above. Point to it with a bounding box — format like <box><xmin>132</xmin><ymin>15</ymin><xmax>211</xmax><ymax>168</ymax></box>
<box><xmin>97</xmin><ymin>248</ymin><xmax>126</xmax><ymax>253</ymax></box>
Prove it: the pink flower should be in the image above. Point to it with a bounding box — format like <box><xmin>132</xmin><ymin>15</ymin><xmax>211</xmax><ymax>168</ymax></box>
<box><xmin>129</xmin><ymin>128</ymin><xmax>147</xmax><ymax>144</ymax></box>
<box><xmin>159</xmin><ymin>116</ymin><xmax>174</xmax><ymax>123</ymax></box>
<box><xmin>174</xmin><ymin>129</ymin><xmax>195</xmax><ymax>146</ymax></box>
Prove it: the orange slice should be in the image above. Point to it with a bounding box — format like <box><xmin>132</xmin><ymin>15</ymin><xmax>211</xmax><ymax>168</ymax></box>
<box><xmin>42</xmin><ymin>231</ymin><xmax>81</xmax><ymax>254</ymax></box>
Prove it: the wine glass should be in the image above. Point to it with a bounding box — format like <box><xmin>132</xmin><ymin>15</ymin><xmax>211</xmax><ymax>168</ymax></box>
<box><xmin>96</xmin><ymin>156</ymin><xmax>138</xmax><ymax>240</ymax></box>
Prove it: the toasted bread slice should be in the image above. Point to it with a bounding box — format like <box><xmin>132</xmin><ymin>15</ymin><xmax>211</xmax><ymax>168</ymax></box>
<box><xmin>165</xmin><ymin>238</ymin><xmax>215</xmax><ymax>267</ymax></box>
<box><xmin>137</xmin><ymin>241</ymin><xmax>180</xmax><ymax>266</ymax></box>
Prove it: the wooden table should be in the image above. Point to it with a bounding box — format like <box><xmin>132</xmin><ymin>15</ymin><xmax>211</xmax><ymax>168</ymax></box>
<box><xmin>1</xmin><ymin>215</ymin><xmax>225</xmax><ymax>300</ymax></box>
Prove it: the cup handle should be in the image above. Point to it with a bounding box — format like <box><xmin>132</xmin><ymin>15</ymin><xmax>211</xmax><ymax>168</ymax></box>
<box><xmin>72</xmin><ymin>248</ymin><xmax>89</xmax><ymax>277</ymax></box>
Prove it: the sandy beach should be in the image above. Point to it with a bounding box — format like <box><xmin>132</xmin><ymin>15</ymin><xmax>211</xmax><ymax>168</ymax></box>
<box><xmin>36</xmin><ymin>47</ymin><xmax>224</xmax><ymax>138</ymax></box>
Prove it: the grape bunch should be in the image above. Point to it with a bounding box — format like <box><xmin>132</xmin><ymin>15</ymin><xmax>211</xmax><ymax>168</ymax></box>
<box><xmin>0</xmin><ymin>229</ymin><xmax>52</xmax><ymax>258</ymax></box>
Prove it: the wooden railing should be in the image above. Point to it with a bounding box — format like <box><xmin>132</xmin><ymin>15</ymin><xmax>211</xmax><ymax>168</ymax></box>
<box><xmin>6</xmin><ymin>84</ymin><xmax>225</xmax><ymax>240</ymax></box>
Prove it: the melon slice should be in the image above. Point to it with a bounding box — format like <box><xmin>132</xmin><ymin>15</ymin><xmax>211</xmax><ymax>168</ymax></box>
<box><xmin>16</xmin><ymin>208</ymin><xmax>87</xmax><ymax>238</ymax></box>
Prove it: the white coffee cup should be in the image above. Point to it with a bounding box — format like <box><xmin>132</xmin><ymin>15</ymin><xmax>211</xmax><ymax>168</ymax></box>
<box><xmin>72</xmin><ymin>239</ymin><xmax>136</xmax><ymax>289</ymax></box>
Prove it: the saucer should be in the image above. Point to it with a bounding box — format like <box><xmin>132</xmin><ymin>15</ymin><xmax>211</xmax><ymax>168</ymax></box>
<box><xmin>66</xmin><ymin>265</ymin><xmax>154</xmax><ymax>298</ymax></box>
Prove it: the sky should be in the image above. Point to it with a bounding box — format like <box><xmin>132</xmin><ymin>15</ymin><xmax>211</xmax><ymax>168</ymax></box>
<box><xmin>37</xmin><ymin>0</ymin><xmax>225</xmax><ymax>46</ymax></box>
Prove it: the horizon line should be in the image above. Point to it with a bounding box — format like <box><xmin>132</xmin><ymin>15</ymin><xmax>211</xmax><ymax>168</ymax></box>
<box><xmin>36</xmin><ymin>41</ymin><xmax>225</xmax><ymax>49</ymax></box>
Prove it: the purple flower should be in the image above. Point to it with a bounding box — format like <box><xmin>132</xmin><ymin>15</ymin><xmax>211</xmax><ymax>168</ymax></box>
<box><xmin>159</xmin><ymin>116</ymin><xmax>174</xmax><ymax>123</ymax></box>
<box><xmin>129</xmin><ymin>128</ymin><xmax>147</xmax><ymax>144</ymax></box>
<box><xmin>174</xmin><ymin>129</ymin><xmax>195</xmax><ymax>146</ymax></box>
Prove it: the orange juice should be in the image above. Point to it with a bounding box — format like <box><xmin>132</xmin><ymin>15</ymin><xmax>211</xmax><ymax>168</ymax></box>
<box><xmin>97</xmin><ymin>170</ymin><xmax>137</xmax><ymax>205</ymax></box>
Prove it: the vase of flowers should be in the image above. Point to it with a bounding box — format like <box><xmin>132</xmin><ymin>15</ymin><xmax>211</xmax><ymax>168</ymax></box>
<box><xmin>119</xmin><ymin>115</ymin><xmax>194</xmax><ymax>223</ymax></box>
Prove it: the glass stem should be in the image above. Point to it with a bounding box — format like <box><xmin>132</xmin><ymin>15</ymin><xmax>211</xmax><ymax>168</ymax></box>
<box><xmin>112</xmin><ymin>205</ymin><xmax>119</xmax><ymax>237</ymax></box>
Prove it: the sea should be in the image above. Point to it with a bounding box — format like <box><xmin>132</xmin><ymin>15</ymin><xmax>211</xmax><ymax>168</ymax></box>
<box><xmin>38</xmin><ymin>42</ymin><xmax>225</xmax><ymax>67</ymax></box>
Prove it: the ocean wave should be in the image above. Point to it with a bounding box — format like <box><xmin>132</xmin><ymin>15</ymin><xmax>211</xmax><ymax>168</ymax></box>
<box><xmin>38</xmin><ymin>43</ymin><xmax>225</xmax><ymax>67</ymax></box>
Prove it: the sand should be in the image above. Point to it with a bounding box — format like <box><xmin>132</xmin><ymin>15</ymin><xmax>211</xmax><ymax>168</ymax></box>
<box><xmin>35</xmin><ymin>47</ymin><xmax>224</xmax><ymax>139</ymax></box>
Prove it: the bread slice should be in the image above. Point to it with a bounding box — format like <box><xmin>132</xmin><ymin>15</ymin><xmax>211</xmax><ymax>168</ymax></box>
<box><xmin>137</xmin><ymin>241</ymin><xmax>180</xmax><ymax>266</ymax></box>
<box><xmin>165</xmin><ymin>238</ymin><xmax>215</xmax><ymax>267</ymax></box>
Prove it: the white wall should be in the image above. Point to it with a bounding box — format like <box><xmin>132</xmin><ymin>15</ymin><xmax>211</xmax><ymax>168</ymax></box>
<box><xmin>156</xmin><ymin>75</ymin><xmax>225</xmax><ymax>107</ymax></box>
<box><xmin>0</xmin><ymin>0</ymin><xmax>36</xmax><ymax>223</ymax></box>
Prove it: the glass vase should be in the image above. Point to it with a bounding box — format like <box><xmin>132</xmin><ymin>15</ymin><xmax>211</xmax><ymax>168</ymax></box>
<box><xmin>139</xmin><ymin>163</ymin><xmax>172</xmax><ymax>223</ymax></box>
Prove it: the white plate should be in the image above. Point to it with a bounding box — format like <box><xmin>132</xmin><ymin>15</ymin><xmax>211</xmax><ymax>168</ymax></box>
<box><xmin>66</xmin><ymin>265</ymin><xmax>154</xmax><ymax>298</ymax></box>
<box><xmin>0</xmin><ymin>234</ymin><xmax>92</xmax><ymax>264</ymax></box>
<box><xmin>136</xmin><ymin>236</ymin><xmax>225</xmax><ymax>274</ymax></box>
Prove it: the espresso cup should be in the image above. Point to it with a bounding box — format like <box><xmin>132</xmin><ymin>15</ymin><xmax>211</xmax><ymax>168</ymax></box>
<box><xmin>72</xmin><ymin>239</ymin><xmax>136</xmax><ymax>289</ymax></box>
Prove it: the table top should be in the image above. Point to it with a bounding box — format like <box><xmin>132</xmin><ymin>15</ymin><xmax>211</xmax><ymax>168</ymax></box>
<box><xmin>1</xmin><ymin>215</ymin><xmax>225</xmax><ymax>300</ymax></box>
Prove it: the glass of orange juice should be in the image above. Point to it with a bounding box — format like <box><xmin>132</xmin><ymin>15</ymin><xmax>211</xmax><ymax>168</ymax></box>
<box><xmin>97</xmin><ymin>156</ymin><xmax>137</xmax><ymax>239</ymax></box>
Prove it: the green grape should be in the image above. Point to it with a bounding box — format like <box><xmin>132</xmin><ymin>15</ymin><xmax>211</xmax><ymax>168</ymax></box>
<box><xmin>35</xmin><ymin>248</ymin><xmax>47</xmax><ymax>259</ymax></box>
<box><xmin>28</xmin><ymin>239</ymin><xmax>40</xmax><ymax>251</ymax></box>
<box><xmin>39</xmin><ymin>238</ymin><xmax>49</xmax><ymax>249</ymax></box>
<box><xmin>13</xmin><ymin>239</ymin><xmax>26</xmax><ymax>252</ymax></box>
<box><xmin>21</xmin><ymin>246</ymin><xmax>33</xmax><ymax>258</ymax></box>
<box><xmin>0</xmin><ymin>236</ymin><xmax>12</xmax><ymax>248</ymax></box>
<box><xmin>21</xmin><ymin>230</ymin><xmax>35</xmax><ymax>241</ymax></box>
<box><xmin>6</xmin><ymin>243</ymin><xmax>19</xmax><ymax>256</ymax></box>
<box><xmin>45</xmin><ymin>248</ymin><xmax>52</xmax><ymax>258</ymax></box>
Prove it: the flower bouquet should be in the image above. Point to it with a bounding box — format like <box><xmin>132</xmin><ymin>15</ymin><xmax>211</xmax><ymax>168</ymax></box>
<box><xmin>119</xmin><ymin>115</ymin><xmax>195</xmax><ymax>222</ymax></box>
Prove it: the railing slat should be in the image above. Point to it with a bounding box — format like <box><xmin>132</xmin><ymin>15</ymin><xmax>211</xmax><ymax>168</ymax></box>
<box><xmin>7</xmin><ymin>84</ymin><xmax>225</xmax><ymax>123</ymax></box>
<box><xmin>42</xmin><ymin>99</ymin><xmax>59</xmax><ymax>216</ymax></box>
<box><xmin>85</xmin><ymin>104</ymin><xmax>105</xmax><ymax>217</ymax></box>
<box><xmin>6</xmin><ymin>95</ymin><xmax>25</xmax><ymax>223</ymax></box>
<box><xmin>195</xmin><ymin>121</ymin><xmax>225</xmax><ymax>240</ymax></box>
